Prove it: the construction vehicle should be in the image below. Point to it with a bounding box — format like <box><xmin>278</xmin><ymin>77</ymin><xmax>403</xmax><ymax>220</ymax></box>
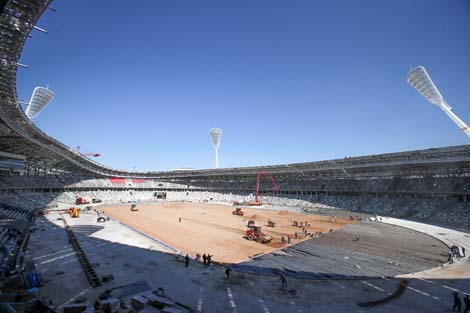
<box><xmin>75</xmin><ymin>197</ymin><xmax>89</xmax><ymax>205</ymax></box>
<box><xmin>154</xmin><ymin>191</ymin><xmax>167</xmax><ymax>199</ymax></box>
<box><xmin>232</xmin><ymin>207</ymin><xmax>244</xmax><ymax>216</ymax></box>
<box><xmin>267</xmin><ymin>220</ymin><xmax>276</xmax><ymax>227</ymax></box>
<box><xmin>67</xmin><ymin>207</ymin><xmax>80</xmax><ymax>218</ymax></box>
<box><xmin>130</xmin><ymin>203</ymin><xmax>138</xmax><ymax>211</ymax></box>
<box><xmin>244</xmin><ymin>225</ymin><xmax>272</xmax><ymax>243</ymax></box>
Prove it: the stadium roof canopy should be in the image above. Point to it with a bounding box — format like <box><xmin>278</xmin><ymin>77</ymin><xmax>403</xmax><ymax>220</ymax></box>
<box><xmin>25</xmin><ymin>86</ymin><xmax>54</xmax><ymax>119</ymax></box>
<box><xmin>0</xmin><ymin>0</ymin><xmax>469</xmax><ymax>180</ymax></box>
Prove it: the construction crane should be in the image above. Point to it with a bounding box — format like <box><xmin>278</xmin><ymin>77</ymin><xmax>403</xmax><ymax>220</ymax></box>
<box><xmin>76</xmin><ymin>145</ymin><xmax>101</xmax><ymax>157</ymax></box>
<box><xmin>249</xmin><ymin>171</ymin><xmax>277</xmax><ymax>206</ymax></box>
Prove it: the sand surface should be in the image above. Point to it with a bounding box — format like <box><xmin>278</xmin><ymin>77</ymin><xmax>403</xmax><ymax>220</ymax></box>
<box><xmin>100</xmin><ymin>201</ymin><xmax>353</xmax><ymax>263</ymax></box>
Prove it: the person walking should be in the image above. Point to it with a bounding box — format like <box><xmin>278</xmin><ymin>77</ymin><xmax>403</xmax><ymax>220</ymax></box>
<box><xmin>185</xmin><ymin>254</ymin><xmax>189</xmax><ymax>268</ymax></box>
<box><xmin>453</xmin><ymin>292</ymin><xmax>462</xmax><ymax>312</ymax></box>
<box><xmin>278</xmin><ymin>273</ymin><xmax>287</xmax><ymax>289</ymax></box>
<box><xmin>464</xmin><ymin>295</ymin><xmax>470</xmax><ymax>313</ymax></box>
<box><xmin>225</xmin><ymin>267</ymin><xmax>231</xmax><ymax>280</ymax></box>
<box><xmin>202</xmin><ymin>253</ymin><xmax>207</xmax><ymax>265</ymax></box>
<box><xmin>207</xmin><ymin>254</ymin><xmax>213</xmax><ymax>266</ymax></box>
<box><xmin>463</xmin><ymin>247</ymin><xmax>466</xmax><ymax>257</ymax></box>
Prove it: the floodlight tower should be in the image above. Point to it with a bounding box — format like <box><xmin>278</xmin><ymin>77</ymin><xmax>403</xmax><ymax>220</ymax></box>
<box><xmin>406</xmin><ymin>66</ymin><xmax>470</xmax><ymax>137</ymax></box>
<box><xmin>210</xmin><ymin>128</ymin><xmax>222</xmax><ymax>168</ymax></box>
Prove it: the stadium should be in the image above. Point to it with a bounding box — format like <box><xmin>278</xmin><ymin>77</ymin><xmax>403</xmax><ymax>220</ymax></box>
<box><xmin>0</xmin><ymin>1</ymin><xmax>469</xmax><ymax>313</ymax></box>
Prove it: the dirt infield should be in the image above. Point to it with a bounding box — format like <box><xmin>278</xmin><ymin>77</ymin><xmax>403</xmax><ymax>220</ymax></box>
<box><xmin>100</xmin><ymin>201</ymin><xmax>353</xmax><ymax>263</ymax></box>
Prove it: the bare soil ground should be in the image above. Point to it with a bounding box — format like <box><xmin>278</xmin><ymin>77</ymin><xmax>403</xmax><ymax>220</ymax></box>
<box><xmin>100</xmin><ymin>201</ymin><xmax>353</xmax><ymax>263</ymax></box>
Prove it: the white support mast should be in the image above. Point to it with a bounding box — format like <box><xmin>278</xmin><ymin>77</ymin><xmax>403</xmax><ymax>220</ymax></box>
<box><xmin>407</xmin><ymin>66</ymin><xmax>470</xmax><ymax>137</ymax></box>
<box><xmin>210</xmin><ymin>128</ymin><xmax>222</xmax><ymax>168</ymax></box>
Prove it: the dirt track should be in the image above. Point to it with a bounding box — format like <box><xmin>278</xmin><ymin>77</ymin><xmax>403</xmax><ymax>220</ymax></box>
<box><xmin>101</xmin><ymin>201</ymin><xmax>353</xmax><ymax>263</ymax></box>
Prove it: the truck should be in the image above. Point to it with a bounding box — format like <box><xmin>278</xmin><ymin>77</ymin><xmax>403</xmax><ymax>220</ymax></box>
<box><xmin>75</xmin><ymin>197</ymin><xmax>89</xmax><ymax>205</ymax></box>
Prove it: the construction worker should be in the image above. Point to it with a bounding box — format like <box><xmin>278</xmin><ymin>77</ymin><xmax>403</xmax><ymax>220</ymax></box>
<box><xmin>225</xmin><ymin>267</ymin><xmax>231</xmax><ymax>280</ymax></box>
<box><xmin>453</xmin><ymin>292</ymin><xmax>462</xmax><ymax>312</ymax></box>
<box><xmin>278</xmin><ymin>273</ymin><xmax>287</xmax><ymax>289</ymax></box>
<box><xmin>464</xmin><ymin>295</ymin><xmax>470</xmax><ymax>313</ymax></box>
<box><xmin>185</xmin><ymin>254</ymin><xmax>189</xmax><ymax>268</ymax></box>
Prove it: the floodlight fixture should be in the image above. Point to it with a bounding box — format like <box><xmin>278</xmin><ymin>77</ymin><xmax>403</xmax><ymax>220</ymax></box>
<box><xmin>25</xmin><ymin>86</ymin><xmax>55</xmax><ymax>119</ymax></box>
<box><xmin>407</xmin><ymin>66</ymin><xmax>470</xmax><ymax>137</ymax></box>
<box><xmin>210</xmin><ymin>128</ymin><xmax>222</xmax><ymax>168</ymax></box>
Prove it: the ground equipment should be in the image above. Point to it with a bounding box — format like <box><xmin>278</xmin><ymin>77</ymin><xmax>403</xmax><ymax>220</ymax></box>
<box><xmin>244</xmin><ymin>225</ymin><xmax>272</xmax><ymax>243</ymax></box>
<box><xmin>232</xmin><ymin>207</ymin><xmax>244</xmax><ymax>216</ymax></box>
<box><xmin>75</xmin><ymin>197</ymin><xmax>89</xmax><ymax>205</ymax></box>
<box><xmin>67</xmin><ymin>207</ymin><xmax>80</xmax><ymax>218</ymax></box>
<box><xmin>154</xmin><ymin>192</ymin><xmax>167</xmax><ymax>199</ymax></box>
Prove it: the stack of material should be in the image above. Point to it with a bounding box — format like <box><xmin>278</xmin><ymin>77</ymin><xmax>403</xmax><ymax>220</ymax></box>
<box><xmin>162</xmin><ymin>307</ymin><xmax>184</xmax><ymax>313</ymax></box>
<box><xmin>131</xmin><ymin>295</ymin><xmax>149</xmax><ymax>310</ymax></box>
<box><xmin>98</xmin><ymin>298</ymin><xmax>120</xmax><ymax>312</ymax></box>
<box><xmin>143</xmin><ymin>292</ymin><xmax>175</xmax><ymax>309</ymax></box>
<box><xmin>139</xmin><ymin>308</ymin><xmax>162</xmax><ymax>313</ymax></box>
<box><xmin>129</xmin><ymin>288</ymin><xmax>192</xmax><ymax>312</ymax></box>
<box><xmin>63</xmin><ymin>303</ymin><xmax>87</xmax><ymax>313</ymax></box>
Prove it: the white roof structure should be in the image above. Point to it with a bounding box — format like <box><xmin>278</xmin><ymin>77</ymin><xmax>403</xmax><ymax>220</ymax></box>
<box><xmin>25</xmin><ymin>86</ymin><xmax>55</xmax><ymax>119</ymax></box>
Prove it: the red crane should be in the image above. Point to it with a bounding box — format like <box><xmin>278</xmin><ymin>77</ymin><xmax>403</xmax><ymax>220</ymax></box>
<box><xmin>253</xmin><ymin>171</ymin><xmax>277</xmax><ymax>205</ymax></box>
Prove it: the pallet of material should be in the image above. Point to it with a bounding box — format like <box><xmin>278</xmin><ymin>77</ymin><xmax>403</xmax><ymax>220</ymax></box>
<box><xmin>63</xmin><ymin>303</ymin><xmax>87</xmax><ymax>313</ymax></box>
<box><xmin>131</xmin><ymin>295</ymin><xmax>149</xmax><ymax>310</ymax></box>
<box><xmin>143</xmin><ymin>293</ymin><xmax>175</xmax><ymax>309</ymax></box>
<box><xmin>161</xmin><ymin>307</ymin><xmax>184</xmax><ymax>313</ymax></box>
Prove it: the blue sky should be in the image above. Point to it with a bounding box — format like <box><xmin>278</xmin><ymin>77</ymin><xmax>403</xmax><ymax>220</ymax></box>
<box><xmin>17</xmin><ymin>0</ymin><xmax>470</xmax><ymax>171</ymax></box>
